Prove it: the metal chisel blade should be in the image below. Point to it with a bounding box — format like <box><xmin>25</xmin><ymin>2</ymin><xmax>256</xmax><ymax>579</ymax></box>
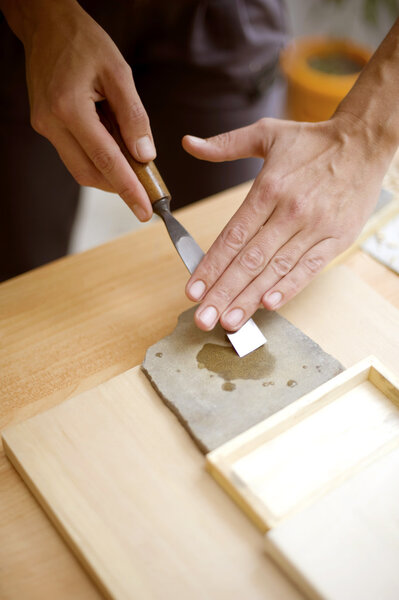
<box><xmin>153</xmin><ymin>198</ymin><xmax>267</xmax><ymax>357</ymax></box>
<box><xmin>159</xmin><ymin>207</ymin><xmax>204</xmax><ymax>275</ymax></box>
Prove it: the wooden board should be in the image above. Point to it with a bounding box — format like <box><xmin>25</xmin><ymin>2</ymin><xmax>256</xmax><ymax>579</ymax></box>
<box><xmin>2</xmin><ymin>268</ymin><xmax>399</xmax><ymax>600</ymax></box>
<box><xmin>207</xmin><ymin>357</ymin><xmax>399</xmax><ymax>531</ymax></box>
<box><xmin>264</xmin><ymin>445</ymin><xmax>399</xmax><ymax>600</ymax></box>
<box><xmin>3</xmin><ymin>367</ymin><xmax>294</xmax><ymax>600</ymax></box>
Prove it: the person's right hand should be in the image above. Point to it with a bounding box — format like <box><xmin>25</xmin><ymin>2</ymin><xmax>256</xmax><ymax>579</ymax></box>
<box><xmin>20</xmin><ymin>0</ymin><xmax>155</xmax><ymax>221</ymax></box>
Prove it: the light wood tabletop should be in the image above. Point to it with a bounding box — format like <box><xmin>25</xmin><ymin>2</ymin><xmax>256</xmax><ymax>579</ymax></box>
<box><xmin>1</xmin><ymin>179</ymin><xmax>398</xmax><ymax>600</ymax></box>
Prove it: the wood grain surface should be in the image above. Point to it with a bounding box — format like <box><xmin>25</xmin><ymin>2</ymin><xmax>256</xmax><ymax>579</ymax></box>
<box><xmin>1</xmin><ymin>177</ymin><xmax>398</xmax><ymax>600</ymax></box>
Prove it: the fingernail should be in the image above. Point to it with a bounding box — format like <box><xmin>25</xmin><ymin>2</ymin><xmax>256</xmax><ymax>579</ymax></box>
<box><xmin>224</xmin><ymin>308</ymin><xmax>244</xmax><ymax>328</ymax></box>
<box><xmin>188</xmin><ymin>280</ymin><xmax>206</xmax><ymax>300</ymax></box>
<box><xmin>186</xmin><ymin>135</ymin><xmax>207</xmax><ymax>145</ymax></box>
<box><xmin>266</xmin><ymin>291</ymin><xmax>283</xmax><ymax>308</ymax></box>
<box><xmin>197</xmin><ymin>306</ymin><xmax>218</xmax><ymax>328</ymax></box>
<box><xmin>132</xmin><ymin>203</ymin><xmax>148</xmax><ymax>221</ymax></box>
<box><xmin>136</xmin><ymin>135</ymin><xmax>156</xmax><ymax>161</ymax></box>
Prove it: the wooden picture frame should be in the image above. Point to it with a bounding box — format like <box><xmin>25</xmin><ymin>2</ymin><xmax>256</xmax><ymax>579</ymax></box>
<box><xmin>206</xmin><ymin>356</ymin><xmax>399</xmax><ymax>532</ymax></box>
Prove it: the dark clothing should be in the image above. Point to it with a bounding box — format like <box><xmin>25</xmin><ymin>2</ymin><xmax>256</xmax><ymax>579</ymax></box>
<box><xmin>0</xmin><ymin>13</ymin><xmax>80</xmax><ymax>281</ymax></box>
<box><xmin>0</xmin><ymin>0</ymin><xmax>287</xmax><ymax>281</ymax></box>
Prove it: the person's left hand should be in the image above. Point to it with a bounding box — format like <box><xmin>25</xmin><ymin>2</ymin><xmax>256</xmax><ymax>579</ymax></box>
<box><xmin>182</xmin><ymin>114</ymin><xmax>390</xmax><ymax>332</ymax></box>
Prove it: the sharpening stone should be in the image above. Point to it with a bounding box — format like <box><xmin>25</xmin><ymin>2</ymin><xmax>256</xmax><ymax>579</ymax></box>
<box><xmin>142</xmin><ymin>307</ymin><xmax>343</xmax><ymax>453</ymax></box>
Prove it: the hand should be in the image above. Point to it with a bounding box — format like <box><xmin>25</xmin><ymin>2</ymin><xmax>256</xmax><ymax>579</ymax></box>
<box><xmin>21</xmin><ymin>0</ymin><xmax>155</xmax><ymax>221</ymax></box>
<box><xmin>182</xmin><ymin>114</ymin><xmax>389</xmax><ymax>331</ymax></box>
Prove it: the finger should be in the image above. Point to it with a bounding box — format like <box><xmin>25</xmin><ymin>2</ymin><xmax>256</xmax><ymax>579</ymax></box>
<box><xmin>193</xmin><ymin>215</ymin><xmax>302</xmax><ymax>331</ymax></box>
<box><xmin>186</xmin><ymin>172</ymin><xmax>279</xmax><ymax>304</ymax></box>
<box><xmin>46</xmin><ymin>121</ymin><xmax>114</xmax><ymax>191</ymax></box>
<box><xmin>103</xmin><ymin>64</ymin><xmax>156</xmax><ymax>163</ymax></box>
<box><xmin>182</xmin><ymin>117</ymin><xmax>276</xmax><ymax>162</ymax></box>
<box><xmin>64</xmin><ymin>101</ymin><xmax>152</xmax><ymax>221</ymax></box>
<box><xmin>219</xmin><ymin>230</ymin><xmax>322</xmax><ymax>331</ymax></box>
<box><xmin>262</xmin><ymin>238</ymin><xmax>341</xmax><ymax>310</ymax></box>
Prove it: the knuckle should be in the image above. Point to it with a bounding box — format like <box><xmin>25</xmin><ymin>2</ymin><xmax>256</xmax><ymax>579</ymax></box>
<box><xmin>222</xmin><ymin>221</ymin><xmax>248</xmax><ymax>251</ymax></box>
<box><xmin>201</xmin><ymin>258</ymin><xmax>220</xmax><ymax>283</ymax></box>
<box><xmin>257</xmin><ymin>117</ymin><xmax>270</xmax><ymax>134</ymax></box>
<box><xmin>70</xmin><ymin>166</ymin><xmax>99</xmax><ymax>187</ymax></box>
<box><xmin>302</xmin><ymin>255</ymin><xmax>324</xmax><ymax>274</ymax></box>
<box><xmin>212</xmin><ymin>286</ymin><xmax>232</xmax><ymax>304</ymax></box>
<box><xmin>111</xmin><ymin>60</ymin><xmax>132</xmax><ymax>82</ymax></box>
<box><xmin>30</xmin><ymin>108</ymin><xmax>47</xmax><ymax>134</ymax></box>
<box><xmin>249</xmin><ymin>189</ymin><xmax>274</xmax><ymax>220</ymax></box>
<box><xmin>286</xmin><ymin>274</ymin><xmax>300</xmax><ymax>296</ymax></box>
<box><xmin>119</xmin><ymin>186</ymin><xmax>137</xmax><ymax>206</ymax></box>
<box><xmin>73</xmin><ymin>172</ymin><xmax>90</xmax><ymax>187</ymax></box>
<box><xmin>91</xmin><ymin>148</ymin><xmax>116</xmax><ymax>174</ymax></box>
<box><xmin>79</xmin><ymin>172</ymin><xmax>101</xmax><ymax>187</ymax></box>
<box><xmin>335</xmin><ymin>226</ymin><xmax>353</xmax><ymax>245</ymax></box>
<box><xmin>126</xmin><ymin>101</ymin><xmax>148</xmax><ymax>125</ymax></box>
<box><xmin>239</xmin><ymin>245</ymin><xmax>265</xmax><ymax>274</ymax></box>
<box><xmin>261</xmin><ymin>174</ymin><xmax>280</xmax><ymax>199</ymax></box>
<box><xmin>48</xmin><ymin>91</ymin><xmax>73</xmax><ymax>121</ymax></box>
<box><xmin>212</xmin><ymin>130</ymin><xmax>233</xmax><ymax>150</ymax></box>
<box><xmin>286</xmin><ymin>196</ymin><xmax>307</xmax><ymax>220</ymax></box>
<box><xmin>270</xmin><ymin>255</ymin><xmax>293</xmax><ymax>277</ymax></box>
<box><xmin>255</xmin><ymin>117</ymin><xmax>274</xmax><ymax>154</ymax></box>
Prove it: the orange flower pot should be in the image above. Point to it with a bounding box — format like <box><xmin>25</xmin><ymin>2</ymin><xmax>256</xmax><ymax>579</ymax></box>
<box><xmin>280</xmin><ymin>37</ymin><xmax>372</xmax><ymax>122</ymax></box>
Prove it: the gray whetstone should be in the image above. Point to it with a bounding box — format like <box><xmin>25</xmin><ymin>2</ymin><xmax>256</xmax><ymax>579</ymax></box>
<box><xmin>142</xmin><ymin>307</ymin><xmax>343</xmax><ymax>453</ymax></box>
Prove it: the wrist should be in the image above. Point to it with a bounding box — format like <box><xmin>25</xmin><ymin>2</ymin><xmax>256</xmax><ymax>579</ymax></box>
<box><xmin>333</xmin><ymin>105</ymin><xmax>399</xmax><ymax>173</ymax></box>
<box><xmin>0</xmin><ymin>0</ymin><xmax>78</xmax><ymax>47</ymax></box>
<box><xmin>333</xmin><ymin>20</ymin><xmax>399</xmax><ymax>169</ymax></box>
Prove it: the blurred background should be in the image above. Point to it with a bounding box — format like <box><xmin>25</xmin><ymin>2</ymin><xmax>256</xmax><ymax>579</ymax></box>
<box><xmin>69</xmin><ymin>0</ymin><xmax>396</xmax><ymax>255</ymax></box>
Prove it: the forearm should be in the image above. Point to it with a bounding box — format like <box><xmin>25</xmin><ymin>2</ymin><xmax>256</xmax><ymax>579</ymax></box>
<box><xmin>0</xmin><ymin>0</ymin><xmax>77</xmax><ymax>45</ymax></box>
<box><xmin>336</xmin><ymin>18</ymin><xmax>399</xmax><ymax>162</ymax></box>
<box><xmin>1</xmin><ymin>0</ymin><xmax>155</xmax><ymax>215</ymax></box>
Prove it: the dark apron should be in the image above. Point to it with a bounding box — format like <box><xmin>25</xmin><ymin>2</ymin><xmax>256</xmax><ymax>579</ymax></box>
<box><xmin>0</xmin><ymin>0</ymin><xmax>286</xmax><ymax>280</ymax></box>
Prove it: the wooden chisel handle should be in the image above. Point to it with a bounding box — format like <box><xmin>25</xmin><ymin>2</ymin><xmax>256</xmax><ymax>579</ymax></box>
<box><xmin>97</xmin><ymin>101</ymin><xmax>171</xmax><ymax>207</ymax></box>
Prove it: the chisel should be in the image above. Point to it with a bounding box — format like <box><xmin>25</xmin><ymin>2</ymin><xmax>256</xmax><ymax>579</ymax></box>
<box><xmin>98</xmin><ymin>102</ymin><xmax>266</xmax><ymax>357</ymax></box>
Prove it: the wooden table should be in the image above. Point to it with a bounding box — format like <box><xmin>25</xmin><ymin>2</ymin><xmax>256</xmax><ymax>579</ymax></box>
<box><xmin>1</xmin><ymin>181</ymin><xmax>398</xmax><ymax>600</ymax></box>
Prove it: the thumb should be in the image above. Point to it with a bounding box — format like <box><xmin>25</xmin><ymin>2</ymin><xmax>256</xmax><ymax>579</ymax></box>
<box><xmin>182</xmin><ymin>118</ymin><xmax>274</xmax><ymax>162</ymax></box>
<box><xmin>104</xmin><ymin>65</ymin><xmax>156</xmax><ymax>163</ymax></box>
